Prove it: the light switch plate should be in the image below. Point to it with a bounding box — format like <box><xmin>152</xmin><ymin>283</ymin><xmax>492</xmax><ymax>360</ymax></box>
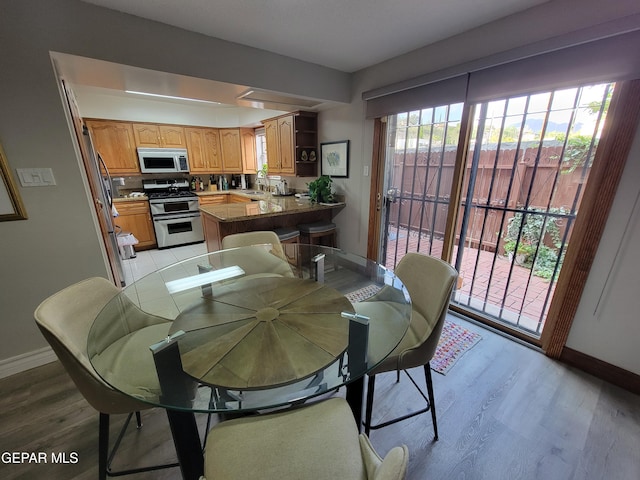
<box><xmin>16</xmin><ymin>168</ymin><xmax>56</xmax><ymax>187</ymax></box>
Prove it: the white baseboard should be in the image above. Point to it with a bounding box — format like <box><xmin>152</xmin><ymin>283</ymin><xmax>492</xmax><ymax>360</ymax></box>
<box><xmin>0</xmin><ymin>346</ymin><xmax>57</xmax><ymax>379</ymax></box>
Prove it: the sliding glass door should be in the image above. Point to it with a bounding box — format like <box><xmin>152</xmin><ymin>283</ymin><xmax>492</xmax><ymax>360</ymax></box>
<box><xmin>378</xmin><ymin>82</ymin><xmax>614</xmax><ymax>341</ymax></box>
<box><xmin>380</xmin><ymin>103</ymin><xmax>464</xmax><ymax>267</ymax></box>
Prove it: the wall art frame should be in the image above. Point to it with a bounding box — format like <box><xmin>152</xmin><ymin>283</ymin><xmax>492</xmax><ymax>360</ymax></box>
<box><xmin>0</xmin><ymin>142</ymin><xmax>28</xmax><ymax>221</ymax></box>
<box><xmin>320</xmin><ymin>140</ymin><xmax>349</xmax><ymax>178</ymax></box>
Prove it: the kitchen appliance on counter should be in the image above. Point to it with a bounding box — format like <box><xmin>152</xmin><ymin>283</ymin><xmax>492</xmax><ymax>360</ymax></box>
<box><xmin>142</xmin><ymin>179</ymin><xmax>204</xmax><ymax>249</ymax></box>
<box><xmin>138</xmin><ymin>147</ymin><xmax>189</xmax><ymax>173</ymax></box>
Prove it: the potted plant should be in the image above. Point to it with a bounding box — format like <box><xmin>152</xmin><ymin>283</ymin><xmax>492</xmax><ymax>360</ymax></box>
<box><xmin>307</xmin><ymin>175</ymin><xmax>334</xmax><ymax>203</ymax></box>
<box><xmin>256</xmin><ymin>164</ymin><xmax>269</xmax><ymax>192</ymax></box>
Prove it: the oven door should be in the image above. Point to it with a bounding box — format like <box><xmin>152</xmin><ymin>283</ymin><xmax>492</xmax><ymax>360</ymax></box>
<box><xmin>150</xmin><ymin>199</ymin><xmax>199</xmax><ymax>216</ymax></box>
<box><xmin>152</xmin><ymin>212</ymin><xmax>204</xmax><ymax>248</ymax></box>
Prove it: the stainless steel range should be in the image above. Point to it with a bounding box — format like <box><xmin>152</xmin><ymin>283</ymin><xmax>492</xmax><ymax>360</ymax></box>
<box><xmin>143</xmin><ymin>179</ymin><xmax>204</xmax><ymax>249</ymax></box>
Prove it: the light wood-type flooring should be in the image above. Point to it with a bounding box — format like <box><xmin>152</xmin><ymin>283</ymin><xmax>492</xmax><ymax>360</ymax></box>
<box><xmin>1</xmin><ymin>314</ymin><xmax>639</xmax><ymax>480</ymax></box>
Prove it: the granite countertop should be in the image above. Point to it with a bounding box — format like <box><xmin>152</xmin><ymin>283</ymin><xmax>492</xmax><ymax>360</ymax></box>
<box><xmin>200</xmin><ymin>196</ymin><xmax>344</xmax><ymax>222</ymax></box>
<box><xmin>194</xmin><ymin>190</ymin><xmax>231</xmax><ymax>197</ymax></box>
<box><xmin>113</xmin><ymin>195</ymin><xmax>148</xmax><ymax>202</ymax></box>
<box><xmin>195</xmin><ymin>189</ymin><xmax>266</xmax><ymax>199</ymax></box>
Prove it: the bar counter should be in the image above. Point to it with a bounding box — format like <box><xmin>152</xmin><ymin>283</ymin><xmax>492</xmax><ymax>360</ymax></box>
<box><xmin>200</xmin><ymin>195</ymin><xmax>345</xmax><ymax>251</ymax></box>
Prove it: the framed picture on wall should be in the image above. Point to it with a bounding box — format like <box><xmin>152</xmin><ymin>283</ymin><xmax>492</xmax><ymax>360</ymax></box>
<box><xmin>320</xmin><ymin>140</ymin><xmax>349</xmax><ymax>178</ymax></box>
<box><xmin>0</xmin><ymin>141</ymin><xmax>27</xmax><ymax>222</ymax></box>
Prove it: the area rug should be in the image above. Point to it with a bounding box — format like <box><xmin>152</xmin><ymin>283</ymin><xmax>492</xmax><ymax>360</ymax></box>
<box><xmin>345</xmin><ymin>285</ymin><xmax>482</xmax><ymax>375</ymax></box>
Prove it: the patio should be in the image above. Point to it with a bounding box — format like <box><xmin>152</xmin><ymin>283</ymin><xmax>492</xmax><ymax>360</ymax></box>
<box><xmin>384</xmin><ymin>226</ymin><xmax>555</xmax><ymax>336</ymax></box>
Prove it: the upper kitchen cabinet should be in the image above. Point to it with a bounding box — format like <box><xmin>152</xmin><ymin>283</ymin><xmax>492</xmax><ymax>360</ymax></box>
<box><xmin>240</xmin><ymin>128</ymin><xmax>257</xmax><ymax>174</ymax></box>
<box><xmin>133</xmin><ymin>123</ymin><xmax>186</xmax><ymax>148</ymax></box>
<box><xmin>85</xmin><ymin>119</ymin><xmax>139</xmax><ymax>174</ymax></box>
<box><xmin>219</xmin><ymin>128</ymin><xmax>243</xmax><ymax>173</ymax></box>
<box><xmin>185</xmin><ymin>127</ymin><xmax>222</xmax><ymax>173</ymax></box>
<box><xmin>262</xmin><ymin>111</ymin><xmax>317</xmax><ymax>177</ymax></box>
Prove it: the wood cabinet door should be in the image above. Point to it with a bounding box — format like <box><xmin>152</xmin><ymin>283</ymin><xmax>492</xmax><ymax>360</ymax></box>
<box><xmin>228</xmin><ymin>194</ymin><xmax>252</xmax><ymax>204</ymax></box>
<box><xmin>86</xmin><ymin>120</ymin><xmax>139</xmax><ymax>174</ymax></box>
<box><xmin>185</xmin><ymin>127</ymin><xmax>208</xmax><ymax>173</ymax></box>
<box><xmin>159</xmin><ymin>125</ymin><xmax>185</xmax><ymax>148</ymax></box>
<box><xmin>114</xmin><ymin>201</ymin><xmax>156</xmax><ymax>247</ymax></box>
<box><xmin>277</xmin><ymin>116</ymin><xmax>295</xmax><ymax>174</ymax></box>
<box><xmin>264</xmin><ymin>119</ymin><xmax>280</xmax><ymax>173</ymax></box>
<box><xmin>133</xmin><ymin>123</ymin><xmax>161</xmax><ymax>147</ymax></box>
<box><xmin>240</xmin><ymin>128</ymin><xmax>257</xmax><ymax>174</ymax></box>
<box><xmin>204</xmin><ymin>128</ymin><xmax>223</xmax><ymax>173</ymax></box>
<box><xmin>198</xmin><ymin>195</ymin><xmax>227</xmax><ymax>206</ymax></box>
<box><xmin>219</xmin><ymin>128</ymin><xmax>243</xmax><ymax>173</ymax></box>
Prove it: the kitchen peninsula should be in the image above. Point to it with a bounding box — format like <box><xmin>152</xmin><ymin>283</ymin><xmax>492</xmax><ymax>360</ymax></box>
<box><xmin>200</xmin><ymin>193</ymin><xmax>344</xmax><ymax>251</ymax></box>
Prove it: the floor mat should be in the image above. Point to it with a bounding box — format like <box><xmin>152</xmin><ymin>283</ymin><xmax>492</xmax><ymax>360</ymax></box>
<box><xmin>345</xmin><ymin>285</ymin><xmax>481</xmax><ymax>374</ymax></box>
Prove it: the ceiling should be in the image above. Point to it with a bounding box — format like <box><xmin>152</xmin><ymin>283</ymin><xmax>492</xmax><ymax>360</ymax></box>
<box><xmin>60</xmin><ymin>0</ymin><xmax>547</xmax><ymax>122</ymax></box>
<box><xmin>80</xmin><ymin>0</ymin><xmax>546</xmax><ymax>73</ymax></box>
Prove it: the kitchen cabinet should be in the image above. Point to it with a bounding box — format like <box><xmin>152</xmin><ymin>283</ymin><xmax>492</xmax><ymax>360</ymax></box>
<box><xmin>219</xmin><ymin>128</ymin><xmax>243</xmax><ymax>173</ymax></box>
<box><xmin>185</xmin><ymin>127</ymin><xmax>222</xmax><ymax>173</ymax></box>
<box><xmin>264</xmin><ymin>119</ymin><xmax>280</xmax><ymax>173</ymax></box>
<box><xmin>240</xmin><ymin>128</ymin><xmax>257</xmax><ymax>174</ymax></box>
<box><xmin>228</xmin><ymin>193</ymin><xmax>252</xmax><ymax>203</ymax></box>
<box><xmin>262</xmin><ymin>111</ymin><xmax>317</xmax><ymax>177</ymax></box>
<box><xmin>198</xmin><ymin>195</ymin><xmax>227</xmax><ymax>206</ymax></box>
<box><xmin>114</xmin><ymin>200</ymin><xmax>156</xmax><ymax>249</ymax></box>
<box><xmin>133</xmin><ymin>123</ymin><xmax>185</xmax><ymax>148</ymax></box>
<box><xmin>85</xmin><ymin>120</ymin><xmax>139</xmax><ymax>175</ymax></box>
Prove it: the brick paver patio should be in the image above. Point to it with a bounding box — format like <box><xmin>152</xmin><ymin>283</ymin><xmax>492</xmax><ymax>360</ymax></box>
<box><xmin>384</xmin><ymin>227</ymin><xmax>555</xmax><ymax>336</ymax></box>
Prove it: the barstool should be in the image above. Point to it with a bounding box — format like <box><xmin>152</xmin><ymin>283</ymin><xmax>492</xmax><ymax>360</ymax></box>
<box><xmin>273</xmin><ymin>226</ymin><xmax>300</xmax><ymax>244</ymax></box>
<box><xmin>297</xmin><ymin>221</ymin><xmax>337</xmax><ymax>247</ymax></box>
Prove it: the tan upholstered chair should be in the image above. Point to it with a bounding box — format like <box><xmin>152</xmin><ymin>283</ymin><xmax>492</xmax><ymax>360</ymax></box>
<box><xmin>203</xmin><ymin>397</ymin><xmax>408</xmax><ymax>480</ymax></box>
<box><xmin>363</xmin><ymin>253</ymin><xmax>457</xmax><ymax>440</ymax></box>
<box><xmin>221</xmin><ymin>230</ymin><xmax>294</xmax><ymax>277</ymax></box>
<box><xmin>34</xmin><ymin>277</ymin><xmax>179</xmax><ymax>480</ymax></box>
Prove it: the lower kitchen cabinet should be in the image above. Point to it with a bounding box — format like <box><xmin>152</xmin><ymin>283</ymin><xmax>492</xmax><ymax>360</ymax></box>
<box><xmin>113</xmin><ymin>200</ymin><xmax>156</xmax><ymax>249</ymax></box>
<box><xmin>198</xmin><ymin>195</ymin><xmax>227</xmax><ymax>206</ymax></box>
<box><xmin>228</xmin><ymin>194</ymin><xmax>252</xmax><ymax>203</ymax></box>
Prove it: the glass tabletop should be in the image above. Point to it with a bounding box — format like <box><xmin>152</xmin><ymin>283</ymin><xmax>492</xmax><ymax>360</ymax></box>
<box><xmin>88</xmin><ymin>244</ymin><xmax>411</xmax><ymax>413</ymax></box>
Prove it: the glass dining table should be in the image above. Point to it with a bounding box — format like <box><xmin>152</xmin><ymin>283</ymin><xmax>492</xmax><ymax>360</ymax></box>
<box><xmin>88</xmin><ymin>244</ymin><xmax>411</xmax><ymax>480</ymax></box>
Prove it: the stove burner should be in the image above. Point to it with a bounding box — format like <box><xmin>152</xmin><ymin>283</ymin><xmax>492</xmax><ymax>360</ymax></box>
<box><xmin>148</xmin><ymin>191</ymin><xmax>197</xmax><ymax>199</ymax></box>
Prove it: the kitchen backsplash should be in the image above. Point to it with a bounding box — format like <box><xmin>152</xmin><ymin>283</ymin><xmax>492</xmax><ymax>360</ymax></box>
<box><xmin>112</xmin><ymin>173</ymin><xmax>318</xmax><ymax>197</ymax></box>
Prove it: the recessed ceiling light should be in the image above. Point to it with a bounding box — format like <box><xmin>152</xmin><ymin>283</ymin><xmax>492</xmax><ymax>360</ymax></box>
<box><xmin>125</xmin><ymin>90</ymin><xmax>220</xmax><ymax>104</ymax></box>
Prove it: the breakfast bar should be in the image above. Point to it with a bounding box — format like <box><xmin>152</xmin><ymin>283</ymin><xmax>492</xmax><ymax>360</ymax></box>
<box><xmin>199</xmin><ymin>194</ymin><xmax>345</xmax><ymax>251</ymax></box>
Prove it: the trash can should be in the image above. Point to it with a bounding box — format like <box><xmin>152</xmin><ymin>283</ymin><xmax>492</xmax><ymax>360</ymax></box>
<box><xmin>117</xmin><ymin>232</ymin><xmax>139</xmax><ymax>259</ymax></box>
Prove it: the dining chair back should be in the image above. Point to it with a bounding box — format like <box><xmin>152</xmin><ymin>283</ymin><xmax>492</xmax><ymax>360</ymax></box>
<box><xmin>221</xmin><ymin>231</ymin><xmax>294</xmax><ymax>277</ymax></box>
<box><xmin>363</xmin><ymin>253</ymin><xmax>458</xmax><ymax>441</ymax></box>
<box><xmin>222</xmin><ymin>230</ymin><xmax>285</xmax><ymax>257</ymax></box>
<box><xmin>203</xmin><ymin>397</ymin><xmax>408</xmax><ymax>480</ymax></box>
<box><xmin>34</xmin><ymin>277</ymin><xmax>179</xmax><ymax>480</ymax></box>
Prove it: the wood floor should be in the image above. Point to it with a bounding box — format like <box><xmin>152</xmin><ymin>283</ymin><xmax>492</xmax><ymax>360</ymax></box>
<box><xmin>2</xmin><ymin>314</ymin><xmax>639</xmax><ymax>480</ymax></box>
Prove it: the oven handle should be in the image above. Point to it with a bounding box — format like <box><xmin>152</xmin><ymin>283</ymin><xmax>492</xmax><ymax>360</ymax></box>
<box><xmin>153</xmin><ymin>212</ymin><xmax>201</xmax><ymax>222</ymax></box>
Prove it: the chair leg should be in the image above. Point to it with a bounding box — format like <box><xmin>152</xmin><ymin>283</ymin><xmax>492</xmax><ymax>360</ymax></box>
<box><xmin>99</xmin><ymin>411</ymin><xmax>181</xmax><ymax>478</ymax></box>
<box><xmin>135</xmin><ymin>411</ymin><xmax>142</xmax><ymax>429</ymax></box>
<box><xmin>98</xmin><ymin>413</ymin><xmax>109</xmax><ymax>480</ymax></box>
<box><xmin>424</xmin><ymin>363</ymin><xmax>438</xmax><ymax>441</ymax></box>
<box><xmin>364</xmin><ymin>374</ymin><xmax>376</xmax><ymax>436</ymax></box>
<box><xmin>364</xmin><ymin>367</ymin><xmax>438</xmax><ymax>440</ymax></box>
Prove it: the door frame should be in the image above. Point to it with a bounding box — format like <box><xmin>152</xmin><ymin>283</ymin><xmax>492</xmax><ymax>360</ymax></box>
<box><xmin>366</xmin><ymin>79</ymin><xmax>640</xmax><ymax>357</ymax></box>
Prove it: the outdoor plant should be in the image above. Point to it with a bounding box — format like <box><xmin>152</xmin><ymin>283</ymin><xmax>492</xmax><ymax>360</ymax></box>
<box><xmin>502</xmin><ymin>207</ymin><xmax>565</xmax><ymax>280</ymax></box>
<box><xmin>307</xmin><ymin>175</ymin><xmax>334</xmax><ymax>203</ymax></box>
<box><xmin>552</xmin><ymin>134</ymin><xmax>597</xmax><ymax>173</ymax></box>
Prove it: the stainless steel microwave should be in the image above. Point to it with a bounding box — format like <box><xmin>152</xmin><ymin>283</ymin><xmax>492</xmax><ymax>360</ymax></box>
<box><xmin>137</xmin><ymin>148</ymin><xmax>189</xmax><ymax>173</ymax></box>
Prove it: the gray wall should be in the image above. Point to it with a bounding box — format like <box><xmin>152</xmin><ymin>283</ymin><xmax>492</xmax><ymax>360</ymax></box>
<box><xmin>2</xmin><ymin>0</ymin><xmax>640</xmax><ymax>376</ymax></box>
